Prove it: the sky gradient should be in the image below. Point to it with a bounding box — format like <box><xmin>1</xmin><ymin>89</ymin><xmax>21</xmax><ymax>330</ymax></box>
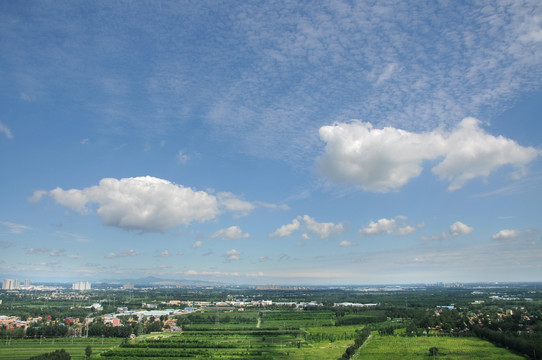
<box><xmin>1</xmin><ymin>1</ymin><xmax>541</xmax><ymax>285</ymax></box>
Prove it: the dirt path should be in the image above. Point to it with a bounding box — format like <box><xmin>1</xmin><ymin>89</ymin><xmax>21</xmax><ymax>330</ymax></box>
<box><xmin>257</xmin><ymin>317</ymin><xmax>261</xmax><ymax>329</ymax></box>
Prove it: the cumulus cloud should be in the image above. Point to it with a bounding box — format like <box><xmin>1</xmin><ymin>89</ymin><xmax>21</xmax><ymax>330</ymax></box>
<box><xmin>0</xmin><ymin>121</ymin><xmax>13</xmax><ymax>139</ymax></box>
<box><xmin>27</xmin><ymin>190</ymin><xmax>48</xmax><ymax>203</ymax></box>
<box><xmin>1</xmin><ymin>221</ymin><xmax>31</xmax><ymax>234</ymax></box>
<box><xmin>492</xmin><ymin>229</ymin><xmax>521</xmax><ymax>241</ymax></box>
<box><xmin>105</xmin><ymin>249</ymin><xmax>139</xmax><ymax>258</ymax></box>
<box><xmin>223</xmin><ymin>249</ymin><xmax>241</xmax><ymax>262</ymax></box>
<box><xmin>302</xmin><ymin>215</ymin><xmax>344</xmax><ymax>239</ymax></box>
<box><xmin>211</xmin><ymin>226</ymin><xmax>250</xmax><ymax>240</ymax></box>
<box><xmin>422</xmin><ymin>221</ymin><xmax>474</xmax><ymax>241</ymax></box>
<box><xmin>32</xmin><ymin>176</ymin><xmax>220</xmax><ymax>232</ymax></box>
<box><xmin>270</xmin><ymin>215</ymin><xmax>343</xmax><ymax>239</ymax></box>
<box><xmin>449</xmin><ymin>221</ymin><xmax>474</xmax><ymax>236</ymax></box>
<box><xmin>269</xmin><ymin>219</ymin><xmax>301</xmax><ymax>238</ymax></box>
<box><xmin>155</xmin><ymin>250</ymin><xmax>170</xmax><ymax>257</ymax></box>
<box><xmin>339</xmin><ymin>240</ymin><xmax>355</xmax><ymax>247</ymax></box>
<box><xmin>317</xmin><ymin>118</ymin><xmax>539</xmax><ymax>192</ymax></box>
<box><xmin>359</xmin><ymin>216</ymin><xmax>423</xmax><ymax>236</ymax></box>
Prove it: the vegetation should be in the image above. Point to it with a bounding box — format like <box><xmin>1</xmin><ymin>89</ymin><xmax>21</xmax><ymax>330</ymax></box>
<box><xmin>0</xmin><ymin>283</ymin><xmax>540</xmax><ymax>359</ymax></box>
<box><xmin>28</xmin><ymin>349</ymin><xmax>71</xmax><ymax>360</ymax></box>
<box><xmin>357</xmin><ymin>335</ymin><xmax>525</xmax><ymax>359</ymax></box>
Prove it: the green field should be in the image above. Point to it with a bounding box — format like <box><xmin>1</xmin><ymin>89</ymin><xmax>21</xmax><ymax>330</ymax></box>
<box><xmin>0</xmin><ymin>308</ymin><xmax>530</xmax><ymax>359</ymax></box>
<box><xmin>0</xmin><ymin>338</ymin><xmax>122</xmax><ymax>360</ymax></box>
<box><xmin>358</xmin><ymin>335</ymin><xmax>526</xmax><ymax>360</ymax></box>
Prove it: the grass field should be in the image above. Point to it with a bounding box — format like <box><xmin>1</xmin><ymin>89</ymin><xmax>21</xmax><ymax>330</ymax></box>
<box><xmin>0</xmin><ymin>338</ymin><xmax>122</xmax><ymax>360</ymax></box>
<box><xmin>358</xmin><ymin>335</ymin><xmax>526</xmax><ymax>360</ymax></box>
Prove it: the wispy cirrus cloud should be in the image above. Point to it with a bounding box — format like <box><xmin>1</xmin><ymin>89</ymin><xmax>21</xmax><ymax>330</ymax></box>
<box><xmin>0</xmin><ymin>121</ymin><xmax>13</xmax><ymax>139</ymax></box>
<box><xmin>4</xmin><ymin>2</ymin><xmax>540</xmax><ymax>164</ymax></box>
<box><xmin>1</xmin><ymin>221</ymin><xmax>31</xmax><ymax>234</ymax></box>
<box><xmin>105</xmin><ymin>249</ymin><xmax>139</xmax><ymax>259</ymax></box>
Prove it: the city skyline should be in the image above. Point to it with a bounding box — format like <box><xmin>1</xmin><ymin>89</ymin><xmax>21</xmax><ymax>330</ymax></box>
<box><xmin>1</xmin><ymin>1</ymin><xmax>541</xmax><ymax>285</ymax></box>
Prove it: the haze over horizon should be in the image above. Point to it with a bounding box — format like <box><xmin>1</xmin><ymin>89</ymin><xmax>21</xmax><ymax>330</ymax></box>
<box><xmin>1</xmin><ymin>1</ymin><xmax>541</xmax><ymax>286</ymax></box>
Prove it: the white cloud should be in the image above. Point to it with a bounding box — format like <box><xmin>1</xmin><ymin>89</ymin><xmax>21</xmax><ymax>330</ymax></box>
<box><xmin>492</xmin><ymin>229</ymin><xmax>521</xmax><ymax>241</ymax></box>
<box><xmin>105</xmin><ymin>249</ymin><xmax>139</xmax><ymax>258</ymax></box>
<box><xmin>211</xmin><ymin>226</ymin><xmax>250</xmax><ymax>240</ymax></box>
<box><xmin>432</xmin><ymin>118</ymin><xmax>540</xmax><ymax>191</ymax></box>
<box><xmin>35</xmin><ymin>176</ymin><xmax>220</xmax><ymax>232</ymax></box>
<box><xmin>449</xmin><ymin>221</ymin><xmax>474</xmax><ymax>236</ymax></box>
<box><xmin>176</xmin><ymin>251</ymin><xmax>184</xmax><ymax>256</ymax></box>
<box><xmin>176</xmin><ymin>150</ymin><xmax>190</xmax><ymax>164</ymax></box>
<box><xmin>302</xmin><ymin>215</ymin><xmax>344</xmax><ymax>239</ymax></box>
<box><xmin>217</xmin><ymin>192</ymin><xmax>255</xmax><ymax>216</ymax></box>
<box><xmin>376</xmin><ymin>63</ymin><xmax>399</xmax><ymax>85</ymax></box>
<box><xmin>359</xmin><ymin>216</ymin><xmax>423</xmax><ymax>236</ymax></box>
<box><xmin>422</xmin><ymin>221</ymin><xmax>474</xmax><ymax>241</ymax></box>
<box><xmin>360</xmin><ymin>218</ymin><xmax>398</xmax><ymax>236</ymax></box>
<box><xmin>48</xmin><ymin>249</ymin><xmax>66</xmax><ymax>257</ymax></box>
<box><xmin>223</xmin><ymin>249</ymin><xmax>241</xmax><ymax>262</ymax></box>
<box><xmin>155</xmin><ymin>250</ymin><xmax>170</xmax><ymax>257</ymax></box>
<box><xmin>339</xmin><ymin>240</ymin><xmax>355</xmax><ymax>247</ymax></box>
<box><xmin>269</xmin><ymin>219</ymin><xmax>300</xmax><ymax>238</ymax></box>
<box><xmin>0</xmin><ymin>121</ymin><xmax>13</xmax><ymax>139</ymax></box>
<box><xmin>27</xmin><ymin>190</ymin><xmax>48</xmax><ymax>203</ymax></box>
<box><xmin>191</xmin><ymin>240</ymin><xmax>202</xmax><ymax>248</ymax></box>
<box><xmin>317</xmin><ymin>118</ymin><xmax>539</xmax><ymax>192</ymax></box>
<box><xmin>270</xmin><ymin>215</ymin><xmax>343</xmax><ymax>239</ymax></box>
<box><xmin>27</xmin><ymin>248</ymin><xmax>48</xmax><ymax>254</ymax></box>
<box><xmin>258</xmin><ymin>256</ymin><xmax>269</xmax><ymax>262</ymax></box>
<box><xmin>1</xmin><ymin>221</ymin><xmax>31</xmax><ymax>234</ymax></box>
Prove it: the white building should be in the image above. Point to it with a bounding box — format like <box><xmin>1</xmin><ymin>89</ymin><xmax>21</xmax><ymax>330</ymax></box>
<box><xmin>72</xmin><ymin>281</ymin><xmax>91</xmax><ymax>291</ymax></box>
<box><xmin>2</xmin><ymin>279</ymin><xmax>14</xmax><ymax>290</ymax></box>
<box><xmin>122</xmin><ymin>283</ymin><xmax>134</xmax><ymax>290</ymax></box>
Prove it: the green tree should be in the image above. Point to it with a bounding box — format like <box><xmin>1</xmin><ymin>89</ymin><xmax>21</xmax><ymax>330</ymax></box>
<box><xmin>85</xmin><ymin>345</ymin><xmax>92</xmax><ymax>359</ymax></box>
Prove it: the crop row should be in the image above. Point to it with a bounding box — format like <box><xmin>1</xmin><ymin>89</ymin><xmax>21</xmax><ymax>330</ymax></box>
<box><xmin>100</xmin><ymin>347</ymin><xmax>283</xmax><ymax>358</ymax></box>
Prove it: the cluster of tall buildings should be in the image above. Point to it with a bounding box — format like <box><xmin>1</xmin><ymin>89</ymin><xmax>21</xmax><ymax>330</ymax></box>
<box><xmin>2</xmin><ymin>279</ymin><xmax>30</xmax><ymax>290</ymax></box>
<box><xmin>72</xmin><ymin>280</ymin><xmax>91</xmax><ymax>291</ymax></box>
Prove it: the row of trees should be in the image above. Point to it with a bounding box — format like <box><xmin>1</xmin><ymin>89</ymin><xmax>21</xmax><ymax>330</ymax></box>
<box><xmin>472</xmin><ymin>326</ymin><xmax>541</xmax><ymax>360</ymax></box>
<box><xmin>337</xmin><ymin>327</ymin><xmax>371</xmax><ymax>360</ymax></box>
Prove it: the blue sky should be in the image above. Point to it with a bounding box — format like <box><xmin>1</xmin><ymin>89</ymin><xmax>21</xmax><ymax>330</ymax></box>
<box><xmin>1</xmin><ymin>1</ymin><xmax>541</xmax><ymax>285</ymax></box>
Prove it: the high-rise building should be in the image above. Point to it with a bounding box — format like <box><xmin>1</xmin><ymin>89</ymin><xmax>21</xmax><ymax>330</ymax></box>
<box><xmin>72</xmin><ymin>281</ymin><xmax>91</xmax><ymax>291</ymax></box>
<box><xmin>122</xmin><ymin>283</ymin><xmax>134</xmax><ymax>290</ymax></box>
<box><xmin>2</xmin><ymin>279</ymin><xmax>14</xmax><ymax>290</ymax></box>
<box><xmin>14</xmin><ymin>279</ymin><xmax>20</xmax><ymax>289</ymax></box>
<box><xmin>24</xmin><ymin>279</ymin><xmax>30</xmax><ymax>288</ymax></box>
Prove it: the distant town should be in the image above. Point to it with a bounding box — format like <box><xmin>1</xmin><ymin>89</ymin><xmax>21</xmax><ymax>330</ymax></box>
<box><xmin>1</xmin><ymin>278</ymin><xmax>541</xmax><ymax>359</ymax></box>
